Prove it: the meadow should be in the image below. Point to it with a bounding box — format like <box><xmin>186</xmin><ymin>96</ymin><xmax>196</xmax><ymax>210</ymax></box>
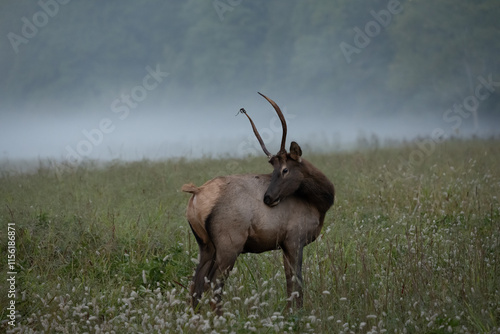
<box><xmin>1</xmin><ymin>138</ymin><xmax>499</xmax><ymax>333</ymax></box>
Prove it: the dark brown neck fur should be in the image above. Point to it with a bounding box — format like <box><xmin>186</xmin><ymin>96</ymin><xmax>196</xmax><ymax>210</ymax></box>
<box><xmin>296</xmin><ymin>159</ymin><xmax>335</xmax><ymax>215</ymax></box>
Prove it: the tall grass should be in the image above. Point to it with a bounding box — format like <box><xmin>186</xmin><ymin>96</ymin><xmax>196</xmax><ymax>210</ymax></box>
<box><xmin>1</xmin><ymin>138</ymin><xmax>499</xmax><ymax>333</ymax></box>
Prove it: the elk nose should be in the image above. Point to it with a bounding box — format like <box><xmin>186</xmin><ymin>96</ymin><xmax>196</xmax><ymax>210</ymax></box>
<box><xmin>264</xmin><ymin>195</ymin><xmax>272</xmax><ymax>206</ymax></box>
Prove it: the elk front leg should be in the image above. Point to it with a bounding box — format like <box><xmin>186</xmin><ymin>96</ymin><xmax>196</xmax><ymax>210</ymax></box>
<box><xmin>282</xmin><ymin>246</ymin><xmax>304</xmax><ymax>310</ymax></box>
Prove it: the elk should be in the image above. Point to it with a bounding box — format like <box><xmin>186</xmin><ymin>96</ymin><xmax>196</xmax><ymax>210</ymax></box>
<box><xmin>182</xmin><ymin>92</ymin><xmax>335</xmax><ymax>314</ymax></box>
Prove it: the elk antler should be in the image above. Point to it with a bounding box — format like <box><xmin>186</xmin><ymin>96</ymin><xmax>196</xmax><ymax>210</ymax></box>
<box><xmin>239</xmin><ymin>108</ymin><xmax>272</xmax><ymax>158</ymax></box>
<box><xmin>258</xmin><ymin>92</ymin><xmax>287</xmax><ymax>155</ymax></box>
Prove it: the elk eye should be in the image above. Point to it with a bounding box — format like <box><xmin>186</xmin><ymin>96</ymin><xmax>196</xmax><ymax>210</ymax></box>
<box><xmin>282</xmin><ymin>168</ymin><xmax>289</xmax><ymax>175</ymax></box>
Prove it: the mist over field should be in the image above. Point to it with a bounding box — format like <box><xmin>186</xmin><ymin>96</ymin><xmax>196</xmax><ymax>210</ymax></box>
<box><xmin>0</xmin><ymin>106</ymin><xmax>497</xmax><ymax>163</ymax></box>
<box><xmin>1</xmin><ymin>0</ymin><xmax>499</xmax><ymax>164</ymax></box>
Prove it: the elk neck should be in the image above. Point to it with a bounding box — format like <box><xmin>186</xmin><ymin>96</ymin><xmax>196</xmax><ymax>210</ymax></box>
<box><xmin>295</xmin><ymin>159</ymin><xmax>335</xmax><ymax>215</ymax></box>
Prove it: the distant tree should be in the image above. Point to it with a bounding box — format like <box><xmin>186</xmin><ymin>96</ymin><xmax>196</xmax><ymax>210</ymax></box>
<box><xmin>388</xmin><ymin>0</ymin><xmax>500</xmax><ymax>120</ymax></box>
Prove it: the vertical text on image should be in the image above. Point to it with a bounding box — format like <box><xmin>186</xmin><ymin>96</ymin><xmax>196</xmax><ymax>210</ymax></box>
<box><xmin>7</xmin><ymin>222</ymin><xmax>17</xmax><ymax>327</ymax></box>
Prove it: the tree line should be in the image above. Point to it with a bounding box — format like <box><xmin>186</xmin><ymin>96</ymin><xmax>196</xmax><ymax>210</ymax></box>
<box><xmin>1</xmin><ymin>0</ymin><xmax>499</xmax><ymax>117</ymax></box>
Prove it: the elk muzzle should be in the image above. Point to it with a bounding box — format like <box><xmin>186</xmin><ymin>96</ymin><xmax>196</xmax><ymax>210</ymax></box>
<box><xmin>264</xmin><ymin>192</ymin><xmax>281</xmax><ymax>207</ymax></box>
<box><xmin>264</xmin><ymin>189</ymin><xmax>281</xmax><ymax>207</ymax></box>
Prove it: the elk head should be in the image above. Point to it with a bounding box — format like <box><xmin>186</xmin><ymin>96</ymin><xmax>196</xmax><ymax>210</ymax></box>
<box><xmin>241</xmin><ymin>92</ymin><xmax>306</xmax><ymax>207</ymax></box>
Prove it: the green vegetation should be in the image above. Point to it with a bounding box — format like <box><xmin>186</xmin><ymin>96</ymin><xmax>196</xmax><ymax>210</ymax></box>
<box><xmin>1</xmin><ymin>139</ymin><xmax>499</xmax><ymax>332</ymax></box>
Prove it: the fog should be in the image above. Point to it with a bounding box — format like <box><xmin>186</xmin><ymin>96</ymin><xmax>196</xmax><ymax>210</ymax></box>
<box><xmin>1</xmin><ymin>105</ymin><xmax>493</xmax><ymax>164</ymax></box>
<box><xmin>1</xmin><ymin>1</ymin><xmax>499</xmax><ymax>168</ymax></box>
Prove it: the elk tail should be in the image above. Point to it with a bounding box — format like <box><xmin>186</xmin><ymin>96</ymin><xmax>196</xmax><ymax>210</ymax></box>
<box><xmin>182</xmin><ymin>183</ymin><xmax>200</xmax><ymax>194</ymax></box>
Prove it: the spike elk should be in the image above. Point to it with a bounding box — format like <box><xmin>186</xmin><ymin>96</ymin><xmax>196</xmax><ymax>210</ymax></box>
<box><xmin>182</xmin><ymin>92</ymin><xmax>335</xmax><ymax>314</ymax></box>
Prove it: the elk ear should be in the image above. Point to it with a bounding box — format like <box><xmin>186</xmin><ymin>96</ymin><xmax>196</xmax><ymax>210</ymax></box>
<box><xmin>289</xmin><ymin>141</ymin><xmax>302</xmax><ymax>162</ymax></box>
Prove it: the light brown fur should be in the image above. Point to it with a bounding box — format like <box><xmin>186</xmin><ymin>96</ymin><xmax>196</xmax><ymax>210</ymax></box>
<box><xmin>182</xmin><ymin>177</ymin><xmax>227</xmax><ymax>245</ymax></box>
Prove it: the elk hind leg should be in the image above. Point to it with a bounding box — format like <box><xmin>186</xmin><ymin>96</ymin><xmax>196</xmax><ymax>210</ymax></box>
<box><xmin>191</xmin><ymin>242</ymin><xmax>216</xmax><ymax>311</ymax></box>
<box><xmin>206</xmin><ymin>251</ymin><xmax>239</xmax><ymax>315</ymax></box>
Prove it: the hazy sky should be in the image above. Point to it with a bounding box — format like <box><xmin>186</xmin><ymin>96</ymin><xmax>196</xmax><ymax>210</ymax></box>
<box><xmin>1</xmin><ymin>1</ymin><xmax>498</xmax><ymax>164</ymax></box>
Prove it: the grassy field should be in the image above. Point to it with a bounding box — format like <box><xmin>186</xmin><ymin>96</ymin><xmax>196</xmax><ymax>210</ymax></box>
<box><xmin>1</xmin><ymin>138</ymin><xmax>499</xmax><ymax>333</ymax></box>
